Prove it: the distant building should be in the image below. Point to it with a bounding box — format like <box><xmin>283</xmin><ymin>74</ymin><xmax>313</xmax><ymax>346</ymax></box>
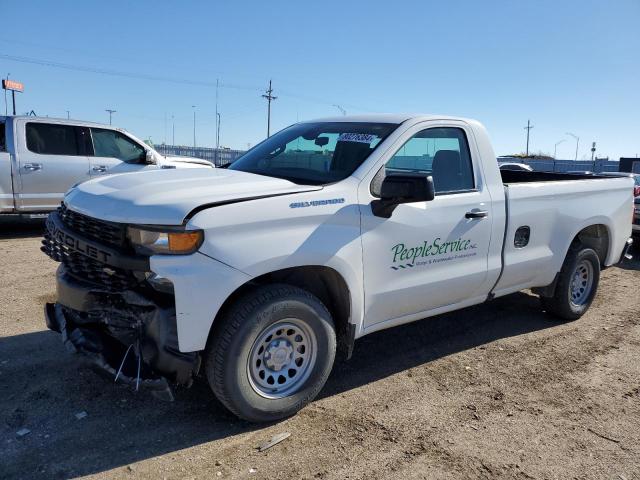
<box><xmin>619</xmin><ymin>157</ymin><xmax>640</xmax><ymax>174</ymax></box>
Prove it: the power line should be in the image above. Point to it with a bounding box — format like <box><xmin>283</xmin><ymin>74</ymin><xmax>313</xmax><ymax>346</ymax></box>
<box><xmin>0</xmin><ymin>53</ymin><xmax>372</xmax><ymax>113</ymax></box>
<box><xmin>0</xmin><ymin>53</ymin><xmax>258</xmax><ymax>91</ymax></box>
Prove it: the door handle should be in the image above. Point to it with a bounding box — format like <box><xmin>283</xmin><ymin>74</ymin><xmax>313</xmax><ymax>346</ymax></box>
<box><xmin>23</xmin><ymin>163</ymin><xmax>42</xmax><ymax>171</ymax></box>
<box><xmin>465</xmin><ymin>210</ymin><xmax>489</xmax><ymax>219</ymax></box>
<box><xmin>92</xmin><ymin>165</ymin><xmax>108</xmax><ymax>173</ymax></box>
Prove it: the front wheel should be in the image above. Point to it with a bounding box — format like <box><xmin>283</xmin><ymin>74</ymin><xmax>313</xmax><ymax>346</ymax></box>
<box><xmin>540</xmin><ymin>245</ymin><xmax>600</xmax><ymax>320</ymax></box>
<box><xmin>205</xmin><ymin>284</ymin><xmax>336</xmax><ymax>422</ymax></box>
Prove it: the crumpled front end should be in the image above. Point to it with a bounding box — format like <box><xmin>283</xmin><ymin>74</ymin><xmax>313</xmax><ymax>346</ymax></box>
<box><xmin>41</xmin><ymin>206</ymin><xmax>200</xmax><ymax>400</ymax></box>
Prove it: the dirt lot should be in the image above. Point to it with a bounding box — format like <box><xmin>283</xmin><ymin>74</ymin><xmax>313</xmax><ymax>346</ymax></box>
<box><xmin>1</xmin><ymin>220</ymin><xmax>639</xmax><ymax>480</ymax></box>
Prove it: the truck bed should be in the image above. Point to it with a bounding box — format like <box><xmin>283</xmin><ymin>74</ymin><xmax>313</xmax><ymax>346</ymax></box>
<box><xmin>500</xmin><ymin>169</ymin><xmax>604</xmax><ymax>183</ymax></box>
<box><xmin>492</xmin><ymin>170</ymin><xmax>633</xmax><ymax>298</ymax></box>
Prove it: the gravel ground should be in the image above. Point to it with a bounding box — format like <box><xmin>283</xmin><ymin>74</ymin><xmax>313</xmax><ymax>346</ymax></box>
<box><xmin>1</xmin><ymin>220</ymin><xmax>639</xmax><ymax>480</ymax></box>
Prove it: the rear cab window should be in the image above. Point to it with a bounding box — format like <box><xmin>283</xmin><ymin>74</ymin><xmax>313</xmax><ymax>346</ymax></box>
<box><xmin>26</xmin><ymin>122</ymin><xmax>82</xmax><ymax>156</ymax></box>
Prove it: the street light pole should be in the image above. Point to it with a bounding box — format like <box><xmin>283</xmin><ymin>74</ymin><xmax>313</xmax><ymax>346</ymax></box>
<box><xmin>217</xmin><ymin>112</ymin><xmax>221</xmax><ymax>149</ymax></box>
<box><xmin>554</xmin><ymin>139</ymin><xmax>566</xmax><ymax>159</ymax></box>
<box><xmin>215</xmin><ymin>78</ymin><xmax>219</xmax><ymax>165</ymax></box>
<box><xmin>192</xmin><ymin>105</ymin><xmax>196</xmax><ymax>148</ymax></box>
<box><xmin>566</xmin><ymin>132</ymin><xmax>579</xmax><ymax>161</ymax></box>
<box><xmin>172</xmin><ymin>115</ymin><xmax>175</xmax><ymax>145</ymax></box>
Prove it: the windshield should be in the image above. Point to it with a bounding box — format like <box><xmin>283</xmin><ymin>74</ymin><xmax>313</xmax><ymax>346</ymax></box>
<box><xmin>229</xmin><ymin>122</ymin><xmax>397</xmax><ymax>185</ymax></box>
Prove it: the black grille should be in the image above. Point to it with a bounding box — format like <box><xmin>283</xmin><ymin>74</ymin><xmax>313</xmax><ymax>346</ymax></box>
<box><xmin>58</xmin><ymin>203</ymin><xmax>126</xmax><ymax>248</ymax></box>
<box><xmin>42</xmin><ymin>205</ymin><xmax>141</xmax><ymax>290</ymax></box>
<box><xmin>42</xmin><ymin>233</ymin><xmax>141</xmax><ymax>290</ymax></box>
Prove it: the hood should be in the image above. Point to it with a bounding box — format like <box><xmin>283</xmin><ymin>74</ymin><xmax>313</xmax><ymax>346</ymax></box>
<box><xmin>64</xmin><ymin>168</ymin><xmax>322</xmax><ymax>225</ymax></box>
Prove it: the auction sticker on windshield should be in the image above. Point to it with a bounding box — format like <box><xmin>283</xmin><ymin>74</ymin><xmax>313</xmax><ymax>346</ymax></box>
<box><xmin>338</xmin><ymin>133</ymin><xmax>377</xmax><ymax>144</ymax></box>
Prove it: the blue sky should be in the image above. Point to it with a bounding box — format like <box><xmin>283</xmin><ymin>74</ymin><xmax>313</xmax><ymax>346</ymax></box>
<box><xmin>1</xmin><ymin>0</ymin><xmax>638</xmax><ymax>159</ymax></box>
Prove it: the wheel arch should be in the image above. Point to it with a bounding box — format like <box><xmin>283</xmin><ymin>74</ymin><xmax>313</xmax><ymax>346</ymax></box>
<box><xmin>571</xmin><ymin>223</ymin><xmax>610</xmax><ymax>266</ymax></box>
<box><xmin>535</xmin><ymin>222</ymin><xmax>610</xmax><ymax>298</ymax></box>
<box><xmin>207</xmin><ymin>265</ymin><xmax>355</xmax><ymax>359</ymax></box>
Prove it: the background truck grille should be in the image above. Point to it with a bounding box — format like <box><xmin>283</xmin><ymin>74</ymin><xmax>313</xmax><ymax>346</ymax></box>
<box><xmin>58</xmin><ymin>203</ymin><xmax>126</xmax><ymax>249</ymax></box>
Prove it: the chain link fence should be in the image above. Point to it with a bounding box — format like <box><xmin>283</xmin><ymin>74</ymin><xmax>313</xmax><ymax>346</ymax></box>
<box><xmin>500</xmin><ymin>157</ymin><xmax>620</xmax><ymax>173</ymax></box>
<box><xmin>155</xmin><ymin>145</ymin><xmax>246</xmax><ymax>167</ymax></box>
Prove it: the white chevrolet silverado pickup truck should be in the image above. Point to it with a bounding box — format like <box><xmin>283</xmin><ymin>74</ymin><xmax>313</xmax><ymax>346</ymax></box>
<box><xmin>0</xmin><ymin>115</ymin><xmax>212</xmax><ymax>216</ymax></box>
<box><xmin>42</xmin><ymin>114</ymin><xmax>634</xmax><ymax>422</ymax></box>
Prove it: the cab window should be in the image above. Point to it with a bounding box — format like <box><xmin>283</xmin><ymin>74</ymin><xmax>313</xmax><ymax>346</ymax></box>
<box><xmin>385</xmin><ymin>127</ymin><xmax>474</xmax><ymax>193</ymax></box>
<box><xmin>26</xmin><ymin>122</ymin><xmax>81</xmax><ymax>156</ymax></box>
<box><xmin>90</xmin><ymin>128</ymin><xmax>145</xmax><ymax>163</ymax></box>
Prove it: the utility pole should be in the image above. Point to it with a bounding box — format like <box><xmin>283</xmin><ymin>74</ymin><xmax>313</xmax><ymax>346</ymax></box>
<box><xmin>65</xmin><ymin>110</ymin><xmax>70</xmax><ymax>119</ymax></box>
<box><xmin>591</xmin><ymin>142</ymin><xmax>596</xmax><ymax>171</ymax></box>
<box><xmin>172</xmin><ymin>115</ymin><xmax>175</xmax><ymax>145</ymax></box>
<box><xmin>524</xmin><ymin>120</ymin><xmax>534</xmax><ymax>157</ymax></box>
<box><xmin>333</xmin><ymin>104</ymin><xmax>347</xmax><ymax>116</ymax></box>
<box><xmin>3</xmin><ymin>73</ymin><xmax>8</xmax><ymax>116</ymax></box>
<box><xmin>192</xmin><ymin>105</ymin><xmax>197</xmax><ymax>148</ymax></box>
<box><xmin>262</xmin><ymin>79</ymin><xmax>277</xmax><ymax>137</ymax></box>
<box><xmin>554</xmin><ymin>139</ymin><xmax>566</xmax><ymax>159</ymax></box>
<box><xmin>566</xmin><ymin>132</ymin><xmax>579</xmax><ymax>161</ymax></box>
<box><xmin>106</xmin><ymin>109</ymin><xmax>116</xmax><ymax>125</ymax></box>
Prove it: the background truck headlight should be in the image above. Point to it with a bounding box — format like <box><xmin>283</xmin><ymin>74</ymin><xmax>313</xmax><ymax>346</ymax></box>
<box><xmin>127</xmin><ymin>226</ymin><xmax>203</xmax><ymax>255</ymax></box>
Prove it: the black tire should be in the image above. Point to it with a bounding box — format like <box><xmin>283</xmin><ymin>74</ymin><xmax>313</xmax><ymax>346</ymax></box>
<box><xmin>540</xmin><ymin>244</ymin><xmax>600</xmax><ymax>320</ymax></box>
<box><xmin>205</xmin><ymin>284</ymin><xmax>336</xmax><ymax>422</ymax></box>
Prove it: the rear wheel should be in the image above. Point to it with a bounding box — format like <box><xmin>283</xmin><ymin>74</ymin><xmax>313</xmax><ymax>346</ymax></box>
<box><xmin>205</xmin><ymin>284</ymin><xmax>336</xmax><ymax>422</ymax></box>
<box><xmin>540</xmin><ymin>244</ymin><xmax>600</xmax><ymax>320</ymax></box>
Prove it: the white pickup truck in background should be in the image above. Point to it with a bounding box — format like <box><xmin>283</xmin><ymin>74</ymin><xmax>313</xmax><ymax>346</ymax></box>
<box><xmin>0</xmin><ymin>115</ymin><xmax>212</xmax><ymax>216</ymax></box>
<box><xmin>41</xmin><ymin>114</ymin><xmax>634</xmax><ymax>422</ymax></box>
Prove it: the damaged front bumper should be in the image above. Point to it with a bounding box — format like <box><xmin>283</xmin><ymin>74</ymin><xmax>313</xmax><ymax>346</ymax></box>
<box><xmin>45</xmin><ymin>267</ymin><xmax>201</xmax><ymax>400</ymax></box>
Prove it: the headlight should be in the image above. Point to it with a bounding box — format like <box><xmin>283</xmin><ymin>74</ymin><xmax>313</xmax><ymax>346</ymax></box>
<box><xmin>127</xmin><ymin>226</ymin><xmax>203</xmax><ymax>255</ymax></box>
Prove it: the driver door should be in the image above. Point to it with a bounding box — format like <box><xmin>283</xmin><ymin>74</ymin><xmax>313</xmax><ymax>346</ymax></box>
<box><xmin>359</xmin><ymin>122</ymin><xmax>494</xmax><ymax>329</ymax></box>
<box><xmin>88</xmin><ymin>127</ymin><xmax>155</xmax><ymax>177</ymax></box>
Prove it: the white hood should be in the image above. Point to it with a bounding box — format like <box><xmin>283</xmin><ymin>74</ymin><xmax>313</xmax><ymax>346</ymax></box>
<box><xmin>159</xmin><ymin>155</ymin><xmax>214</xmax><ymax>168</ymax></box>
<box><xmin>64</xmin><ymin>168</ymin><xmax>322</xmax><ymax>225</ymax></box>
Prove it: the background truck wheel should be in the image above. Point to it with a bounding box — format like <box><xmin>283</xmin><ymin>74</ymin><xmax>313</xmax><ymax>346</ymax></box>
<box><xmin>205</xmin><ymin>284</ymin><xmax>336</xmax><ymax>422</ymax></box>
<box><xmin>540</xmin><ymin>244</ymin><xmax>600</xmax><ymax>320</ymax></box>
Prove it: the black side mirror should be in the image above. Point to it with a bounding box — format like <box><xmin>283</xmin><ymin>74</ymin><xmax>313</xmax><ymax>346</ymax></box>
<box><xmin>314</xmin><ymin>136</ymin><xmax>329</xmax><ymax>147</ymax></box>
<box><xmin>372</xmin><ymin>173</ymin><xmax>435</xmax><ymax>218</ymax></box>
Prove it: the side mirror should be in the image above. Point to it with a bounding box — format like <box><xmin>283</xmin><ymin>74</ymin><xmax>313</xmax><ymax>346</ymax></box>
<box><xmin>145</xmin><ymin>150</ymin><xmax>156</xmax><ymax>165</ymax></box>
<box><xmin>315</xmin><ymin>136</ymin><xmax>329</xmax><ymax>147</ymax></box>
<box><xmin>372</xmin><ymin>173</ymin><xmax>435</xmax><ymax>218</ymax></box>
